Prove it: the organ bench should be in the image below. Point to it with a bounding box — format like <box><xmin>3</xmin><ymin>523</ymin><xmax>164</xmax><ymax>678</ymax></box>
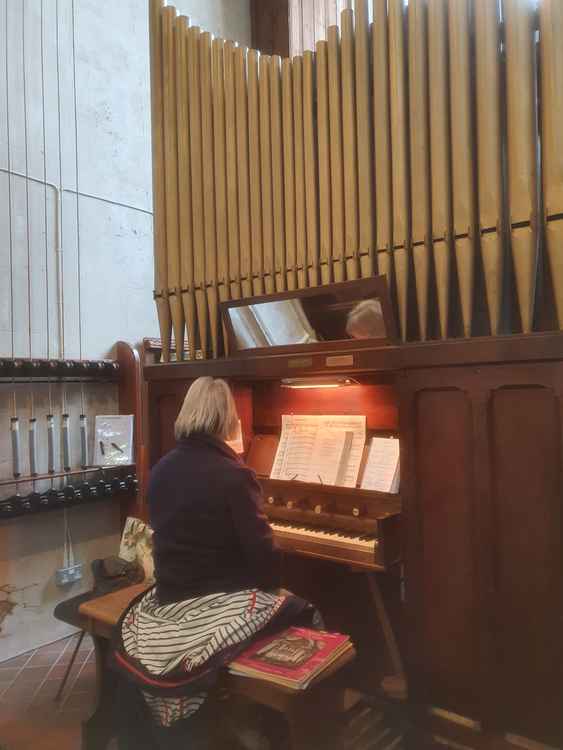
<box><xmin>74</xmin><ymin>584</ymin><xmax>358</xmax><ymax>750</ymax></box>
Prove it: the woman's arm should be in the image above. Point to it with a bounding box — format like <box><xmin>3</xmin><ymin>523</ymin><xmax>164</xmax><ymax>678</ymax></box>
<box><xmin>229</xmin><ymin>468</ymin><xmax>282</xmax><ymax>590</ymax></box>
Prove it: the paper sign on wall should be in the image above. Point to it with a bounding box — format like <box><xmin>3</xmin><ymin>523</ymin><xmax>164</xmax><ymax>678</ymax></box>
<box><xmin>94</xmin><ymin>415</ymin><xmax>134</xmax><ymax>466</ymax></box>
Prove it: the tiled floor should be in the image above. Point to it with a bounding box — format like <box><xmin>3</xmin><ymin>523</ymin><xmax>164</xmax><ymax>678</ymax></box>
<box><xmin>0</xmin><ymin>636</ymin><xmax>442</xmax><ymax>750</ymax></box>
<box><xmin>0</xmin><ymin>632</ymin><xmax>100</xmax><ymax>750</ymax></box>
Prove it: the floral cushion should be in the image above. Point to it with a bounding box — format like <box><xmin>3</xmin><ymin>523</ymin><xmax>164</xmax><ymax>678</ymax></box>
<box><xmin>119</xmin><ymin>517</ymin><xmax>155</xmax><ymax>582</ymax></box>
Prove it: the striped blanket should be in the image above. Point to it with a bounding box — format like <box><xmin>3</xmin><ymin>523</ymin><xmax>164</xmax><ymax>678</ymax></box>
<box><xmin>114</xmin><ymin>586</ymin><xmax>291</xmax><ymax>727</ymax></box>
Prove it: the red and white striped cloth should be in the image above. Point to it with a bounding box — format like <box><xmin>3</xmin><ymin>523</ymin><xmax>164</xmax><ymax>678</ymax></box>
<box><xmin>120</xmin><ymin>586</ymin><xmax>287</xmax><ymax>726</ymax></box>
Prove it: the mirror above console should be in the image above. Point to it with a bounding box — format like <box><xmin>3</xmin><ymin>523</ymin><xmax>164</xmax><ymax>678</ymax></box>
<box><xmin>220</xmin><ymin>277</ymin><xmax>396</xmax><ymax>357</ymax></box>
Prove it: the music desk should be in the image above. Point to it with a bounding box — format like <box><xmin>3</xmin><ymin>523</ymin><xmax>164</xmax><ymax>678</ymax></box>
<box><xmin>77</xmin><ymin>584</ymin><xmax>358</xmax><ymax>750</ymax></box>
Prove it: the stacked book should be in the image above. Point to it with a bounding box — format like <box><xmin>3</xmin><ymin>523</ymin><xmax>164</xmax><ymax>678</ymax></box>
<box><xmin>229</xmin><ymin>626</ymin><xmax>355</xmax><ymax>690</ymax></box>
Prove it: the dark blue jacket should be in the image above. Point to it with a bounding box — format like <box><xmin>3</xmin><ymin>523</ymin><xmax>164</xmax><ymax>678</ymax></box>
<box><xmin>148</xmin><ymin>432</ymin><xmax>281</xmax><ymax>604</ymax></box>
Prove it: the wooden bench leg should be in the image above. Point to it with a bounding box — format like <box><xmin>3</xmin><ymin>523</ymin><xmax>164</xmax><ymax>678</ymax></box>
<box><xmin>81</xmin><ymin>635</ymin><xmax>117</xmax><ymax>750</ymax></box>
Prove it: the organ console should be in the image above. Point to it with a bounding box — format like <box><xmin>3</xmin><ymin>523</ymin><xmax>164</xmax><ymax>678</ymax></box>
<box><xmin>141</xmin><ymin>284</ymin><xmax>563</xmax><ymax>746</ymax></box>
<box><xmin>142</xmin><ymin>288</ymin><xmax>406</xmax><ymax>700</ymax></box>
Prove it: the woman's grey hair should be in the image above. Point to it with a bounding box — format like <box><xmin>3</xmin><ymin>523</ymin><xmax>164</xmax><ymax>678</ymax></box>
<box><xmin>174</xmin><ymin>377</ymin><xmax>239</xmax><ymax>442</ymax></box>
<box><xmin>346</xmin><ymin>298</ymin><xmax>386</xmax><ymax>340</ymax></box>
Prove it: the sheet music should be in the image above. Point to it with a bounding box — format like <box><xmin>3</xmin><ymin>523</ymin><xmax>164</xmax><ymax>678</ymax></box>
<box><xmin>321</xmin><ymin>415</ymin><xmax>366</xmax><ymax>488</ymax></box>
<box><xmin>270</xmin><ymin>415</ymin><xmax>319</xmax><ymax>482</ymax></box>
<box><xmin>308</xmin><ymin>429</ymin><xmax>351</xmax><ymax>485</ymax></box>
<box><xmin>360</xmin><ymin>437</ymin><xmax>400</xmax><ymax>493</ymax></box>
<box><xmin>270</xmin><ymin>415</ymin><xmax>366</xmax><ymax>487</ymax></box>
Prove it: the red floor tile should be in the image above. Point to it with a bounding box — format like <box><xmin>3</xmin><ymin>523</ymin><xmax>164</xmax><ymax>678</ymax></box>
<box><xmin>32</xmin><ymin>682</ymin><xmax>60</xmax><ymax>702</ymax></box>
<box><xmin>60</xmin><ymin>692</ymin><xmax>95</xmax><ymax>712</ymax></box>
<box><xmin>28</xmin><ymin>651</ymin><xmax>60</xmax><ymax>667</ymax></box>
<box><xmin>78</xmin><ymin>636</ymin><xmax>93</xmax><ymax>651</ymax></box>
<box><xmin>0</xmin><ymin>667</ymin><xmax>22</xmax><ymax>684</ymax></box>
<box><xmin>34</xmin><ymin>639</ymin><xmax>69</xmax><ymax>655</ymax></box>
<box><xmin>0</xmin><ymin>719</ymin><xmax>82</xmax><ymax>750</ymax></box>
<box><xmin>16</xmin><ymin>666</ymin><xmax>52</xmax><ymax>684</ymax></box>
<box><xmin>56</xmin><ymin>648</ymin><xmax>88</xmax><ymax>665</ymax></box>
<box><xmin>1</xmin><ymin>685</ymin><xmax>35</xmax><ymax>706</ymax></box>
<box><xmin>46</xmin><ymin>662</ymin><xmax>80</xmax><ymax>681</ymax></box>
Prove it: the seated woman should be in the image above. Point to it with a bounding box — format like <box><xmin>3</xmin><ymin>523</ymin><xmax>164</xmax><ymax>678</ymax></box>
<box><xmin>114</xmin><ymin>377</ymin><xmax>316</xmax><ymax>749</ymax></box>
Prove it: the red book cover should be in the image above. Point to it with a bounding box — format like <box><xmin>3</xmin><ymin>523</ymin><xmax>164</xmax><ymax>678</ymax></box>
<box><xmin>229</xmin><ymin>627</ymin><xmax>351</xmax><ymax>685</ymax></box>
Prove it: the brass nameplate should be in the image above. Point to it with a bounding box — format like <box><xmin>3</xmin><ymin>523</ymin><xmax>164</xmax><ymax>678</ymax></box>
<box><xmin>326</xmin><ymin>354</ymin><xmax>354</xmax><ymax>367</ymax></box>
<box><xmin>287</xmin><ymin>357</ymin><xmax>313</xmax><ymax>369</ymax></box>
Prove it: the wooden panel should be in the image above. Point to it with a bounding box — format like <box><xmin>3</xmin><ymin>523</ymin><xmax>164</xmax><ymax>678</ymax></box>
<box><xmin>408</xmin><ymin>0</ymin><xmax>431</xmax><ymax>341</ymax></box>
<box><xmin>253</xmin><ymin>382</ymin><xmax>399</xmax><ymax>432</ymax></box>
<box><xmin>316</xmin><ymin>40</ymin><xmax>333</xmax><ymax>285</ymax></box>
<box><xmin>388</xmin><ymin>0</ymin><xmax>410</xmax><ymax>341</ymax></box>
<box><xmin>428</xmin><ymin>0</ymin><xmax>452</xmax><ymax>339</ymax></box>
<box><xmin>176</xmin><ymin>17</ymin><xmax>197</xmax><ymax>360</ymax></box>
<box><xmin>354</xmin><ymin>0</ymin><xmax>374</xmax><ymax>279</ymax></box>
<box><xmin>231</xmin><ymin>383</ymin><xmax>255</xmax><ymax>453</ymax></box>
<box><xmin>303</xmin><ymin>51</ymin><xmax>319</xmax><ymax>287</ymax></box>
<box><xmin>259</xmin><ymin>54</ymin><xmax>276</xmax><ymax>294</ymax></box>
<box><xmin>328</xmin><ymin>26</ymin><xmax>345</xmax><ymax>282</ymax></box>
<box><xmin>188</xmin><ymin>26</ymin><xmax>207</xmax><ymax>355</ymax></box>
<box><xmin>491</xmin><ymin>386</ymin><xmax>563</xmax><ymax>746</ymax></box>
<box><xmin>373</xmin><ymin>0</ymin><xmax>393</xmax><ymax>288</ymax></box>
<box><xmin>282</xmin><ymin>58</ymin><xmax>298</xmax><ymax>291</ymax></box>
<box><xmin>247</xmin><ymin>50</ymin><xmax>264</xmax><ymax>295</ymax></box>
<box><xmin>270</xmin><ymin>55</ymin><xmax>287</xmax><ymax>292</ymax></box>
<box><xmin>200</xmin><ymin>32</ymin><xmax>219</xmax><ymax>358</ymax></box>
<box><xmin>474</xmin><ymin>0</ymin><xmax>503</xmax><ymax>335</ymax></box>
<box><xmin>293</xmin><ymin>56</ymin><xmax>308</xmax><ymax>289</ymax></box>
<box><xmin>116</xmin><ymin>342</ymin><xmax>145</xmax><ymax>520</ymax></box>
<box><xmin>504</xmin><ymin>0</ymin><xmax>538</xmax><ymax>333</ymax></box>
<box><xmin>149</xmin><ymin>384</ymin><xmax>187</xmax><ymax>466</ymax></box>
<box><xmin>250</xmin><ymin>0</ymin><xmax>289</xmax><ymax>58</ymax></box>
<box><xmin>235</xmin><ymin>48</ymin><xmax>253</xmax><ymax>300</ymax></box>
<box><xmin>225</xmin><ymin>41</ymin><xmax>242</xmax><ymax>300</ymax></box>
<box><xmin>341</xmin><ymin>9</ymin><xmax>359</xmax><ymax>281</ymax></box>
<box><xmin>162</xmin><ymin>7</ymin><xmax>185</xmax><ymax>356</ymax></box>
<box><xmin>410</xmin><ymin>388</ymin><xmax>480</xmax><ymax>714</ymax></box>
<box><xmin>448</xmin><ymin>0</ymin><xmax>476</xmax><ymax>338</ymax></box>
<box><xmin>540</xmin><ymin>0</ymin><xmax>563</xmax><ymax>328</ymax></box>
<box><xmin>212</xmin><ymin>39</ymin><xmax>230</xmax><ymax>313</ymax></box>
<box><xmin>149</xmin><ymin>0</ymin><xmax>171</xmax><ymax>361</ymax></box>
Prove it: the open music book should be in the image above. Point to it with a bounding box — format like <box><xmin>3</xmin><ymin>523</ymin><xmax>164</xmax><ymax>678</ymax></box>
<box><xmin>360</xmin><ymin>437</ymin><xmax>400</xmax><ymax>493</ymax></box>
<box><xmin>270</xmin><ymin>414</ymin><xmax>366</xmax><ymax>487</ymax></box>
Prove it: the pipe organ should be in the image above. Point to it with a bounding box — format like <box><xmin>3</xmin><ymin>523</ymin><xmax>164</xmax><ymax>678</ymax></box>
<box><xmin>144</xmin><ymin>3</ymin><xmax>563</xmax><ymax>744</ymax></box>
<box><xmin>149</xmin><ymin>0</ymin><xmax>563</xmax><ymax>360</ymax></box>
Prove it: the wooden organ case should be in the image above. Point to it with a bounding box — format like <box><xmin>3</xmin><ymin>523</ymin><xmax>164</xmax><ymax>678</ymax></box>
<box><xmin>143</xmin><ymin>330</ymin><xmax>563</xmax><ymax>748</ymax></box>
